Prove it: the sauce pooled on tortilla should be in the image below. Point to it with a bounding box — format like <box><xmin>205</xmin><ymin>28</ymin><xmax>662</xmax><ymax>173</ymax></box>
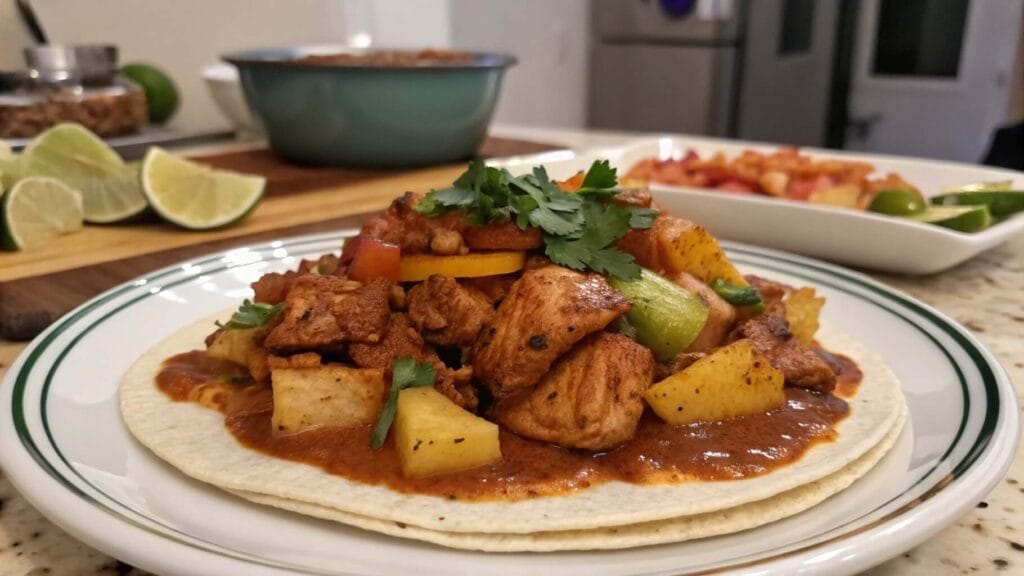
<box><xmin>156</xmin><ymin>349</ymin><xmax>859</xmax><ymax>502</ymax></box>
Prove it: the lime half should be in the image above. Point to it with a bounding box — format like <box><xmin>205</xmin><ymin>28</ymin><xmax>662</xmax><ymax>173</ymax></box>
<box><xmin>21</xmin><ymin>124</ymin><xmax>147</xmax><ymax>224</ymax></box>
<box><xmin>910</xmin><ymin>205</ymin><xmax>992</xmax><ymax>233</ymax></box>
<box><xmin>1</xmin><ymin>177</ymin><xmax>84</xmax><ymax>250</ymax></box>
<box><xmin>141</xmin><ymin>147</ymin><xmax>265</xmax><ymax>230</ymax></box>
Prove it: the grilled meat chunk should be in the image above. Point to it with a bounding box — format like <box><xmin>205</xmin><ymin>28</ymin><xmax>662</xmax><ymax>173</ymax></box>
<box><xmin>462</xmin><ymin>220</ymin><xmax>544</xmax><ymax>251</ymax></box>
<box><xmin>251</xmin><ymin>270</ymin><xmax>301</xmax><ymax>304</ymax></box>
<box><xmin>730</xmin><ymin>304</ymin><xmax>835</xmax><ymax>393</ymax></box>
<box><xmin>471</xmin><ymin>266</ymin><xmax>631</xmax><ymax>399</ymax></box>
<box><xmin>461</xmin><ymin>274</ymin><xmax>517</xmax><ymax>304</ymax></box>
<box><xmin>654</xmin><ymin>351</ymin><xmax>707</xmax><ymax>381</ymax></box>
<box><xmin>744</xmin><ymin>275</ymin><xmax>792</xmax><ymax>309</ymax></box>
<box><xmin>671</xmin><ymin>272</ymin><xmax>737</xmax><ymax>352</ymax></box>
<box><xmin>492</xmin><ymin>332</ymin><xmax>654</xmax><ymax>451</ymax></box>
<box><xmin>407</xmin><ymin>275</ymin><xmax>495</xmax><ymax>347</ymax></box>
<box><xmin>360</xmin><ymin>191</ymin><xmax>466</xmax><ymax>255</ymax></box>
<box><xmin>610</xmin><ymin>187</ymin><xmax>655</xmax><ymax>209</ymax></box>
<box><xmin>349</xmin><ymin>313</ymin><xmax>478</xmax><ymax>410</ymax></box>
<box><xmin>264</xmin><ymin>276</ymin><xmax>390</xmax><ymax>353</ymax></box>
<box><xmin>348</xmin><ymin>313</ymin><xmax>431</xmax><ymax>370</ymax></box>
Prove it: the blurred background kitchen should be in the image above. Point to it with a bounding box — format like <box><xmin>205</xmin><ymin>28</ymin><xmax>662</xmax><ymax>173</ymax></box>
<box><xmin>1</xmin><ymin>0</ymin><xmax>1021</xmax><ymax>165</ymax></box>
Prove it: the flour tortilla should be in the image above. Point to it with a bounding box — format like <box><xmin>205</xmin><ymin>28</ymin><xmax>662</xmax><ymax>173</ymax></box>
<box><xmin>230</xmin><ymin>406</ymin><xmax>905</xmax><ymax>551</ymax></box>
<box><xmin>120</xmin><ymin>311</ymin><xmax>906</xmax><ymax>535</ymax></box>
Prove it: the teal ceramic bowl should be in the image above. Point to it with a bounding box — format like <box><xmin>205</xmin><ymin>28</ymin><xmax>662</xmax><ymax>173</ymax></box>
<box><xmin>222</xmin><ymin>47</ymin><xmax>516</xmax><ymax>167</ymax></box>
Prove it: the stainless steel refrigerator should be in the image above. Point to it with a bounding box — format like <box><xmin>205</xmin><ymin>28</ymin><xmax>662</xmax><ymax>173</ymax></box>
<box><xmin>589</xmin><ymin>0</ymin><xmax>840</xmax><ymax>147</ymax></box>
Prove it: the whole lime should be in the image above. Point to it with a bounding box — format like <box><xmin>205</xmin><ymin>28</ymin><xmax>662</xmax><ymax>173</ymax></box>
<box><xmin>121</xmin><ymin>63</ymin><xmax>180</xmax><ymax>124</ymax></box>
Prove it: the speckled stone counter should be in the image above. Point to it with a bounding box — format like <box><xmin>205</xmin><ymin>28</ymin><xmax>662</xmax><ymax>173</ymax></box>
<box><xmin>1</xmin><ymin>127</ymin><xmax>1021</xmax><ymax>575</ymax></box>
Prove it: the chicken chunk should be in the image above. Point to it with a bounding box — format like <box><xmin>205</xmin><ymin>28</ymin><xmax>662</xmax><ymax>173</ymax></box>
<box><xmin>264</xmin><ymin>275</ymin><xmax>390</xmax><ymax>353</ymax></box>
<box><xmin>348</xmin><ymin>313</ymin><xmax>478</xmax><ymax>410</ymax></box>
<box><xmin>471</xmin><ymin>266</ymin><xmax>631</xmax><ymax>399</ymax></box>
<box><xmin>492</xmin><ymin>333</ymin><xmax>654</xmax><ymax>451</ymax></box>
<box><xmin>671</xmin><ymin>272</ymin><xmax>737</xmax><ymax>352</ymax></box>
<box><xmin>407</xmin><ymin>275</ymin><xmax>495</xmax><ymax>347</ymax></box>
<box><xmin>730</xmin><ymin>304</ymin><xmax>836</xmax><ymax>393</ymax></box>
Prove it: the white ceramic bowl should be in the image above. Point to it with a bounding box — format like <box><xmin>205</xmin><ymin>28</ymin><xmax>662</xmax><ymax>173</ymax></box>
<box><xmin>201</xmin><ymin>63</ymin><xmax>262</xmax><ymax>138</ymax></box>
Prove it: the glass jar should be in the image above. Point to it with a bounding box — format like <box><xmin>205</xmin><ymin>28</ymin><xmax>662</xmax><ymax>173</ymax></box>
<box><xmin>0</xmin><ymin>45</ymin><xmax>147</xmax><ymax>140</ymax></box>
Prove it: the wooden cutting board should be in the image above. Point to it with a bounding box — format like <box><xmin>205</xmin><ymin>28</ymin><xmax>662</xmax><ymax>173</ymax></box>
<box><xmin>0</xmin><ymin>136</ymin><xmax>560</xmax><ymax>340</ymax></box>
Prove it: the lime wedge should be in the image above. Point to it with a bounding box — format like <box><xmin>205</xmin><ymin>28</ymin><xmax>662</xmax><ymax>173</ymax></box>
<box><xmin>931</xmin><ymin>190</ymin><xmax>1024</xmax><ymax>218</ymax></box>
<box><xmin>868</xmin><ymin>189</ymin><xmax>926</xmax><ymax>215</ymax></box>
<box><xmin>910</xmin><ymin>205</ymin><xmax>992</xmax><ymax>233</ymax></box>
<box><xmin>1</xmin><ymin>177</ymin><xmax>84</xmax><ymax>250</ymax></box>
<box><xmin>20</xmin><ymin>123</ymin><xmax>147</xmax><ymax>224</ymax></box>
<box><xmin>141</xmin><ymin>147</ymin><xmax>265</xmax><ymax>230</ymax></box>
<box><xmin>0</xmin><ymin>144</ymin><xmax>20</xmax><ymax>191</ymax></box>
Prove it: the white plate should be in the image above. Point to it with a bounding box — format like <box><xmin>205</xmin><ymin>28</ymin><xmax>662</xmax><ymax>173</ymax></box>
<box><xmin>492</xmin><ymin>139</ymin><xmax>1024</xmax><ymax>274</ymax></box>
<box><xmin>0</xmin><ymin>232</ymin><xmax>1017</xmax><ymax>576</ymax></box>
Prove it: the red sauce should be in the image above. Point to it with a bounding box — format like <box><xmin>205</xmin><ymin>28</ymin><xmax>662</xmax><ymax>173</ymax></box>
<box><xmin>815</xmin><ymin>348</ymin><xmax>864</xmax><ymax>398</ymax></box>
<box><xmin>156</xmin><ymin>350</ymin><xmax>853</xmax><ymax>502</ymax></box>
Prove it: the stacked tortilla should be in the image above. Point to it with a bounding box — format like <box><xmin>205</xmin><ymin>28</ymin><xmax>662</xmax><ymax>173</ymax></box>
<box><xmin>120</xmin><ymin>314</ymin><xmax>906</xmax><ymax>552</ymax></box>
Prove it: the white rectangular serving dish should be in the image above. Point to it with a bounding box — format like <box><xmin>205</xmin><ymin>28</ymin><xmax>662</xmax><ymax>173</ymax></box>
<box><xmin>493</xmin><ymin>137</ymin><xmax>1024</xmax><ymax>275</ymax></box>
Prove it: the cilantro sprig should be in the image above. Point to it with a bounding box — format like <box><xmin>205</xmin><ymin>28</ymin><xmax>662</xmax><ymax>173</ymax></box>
<box><xmin>710</xmin><ymin>279</ymin><xmax>765</xmax><ymax>311</ymax></box>
<box><xmin>370</xmin><ymin>356</ymin><xmax>437</xmax><ymax>450</ymax></box>
<box><xmin>216</xmin><ymin>299</ymin><xmax>283</xmax><ymax>330</ymax></box>
<box><xmin>417</xmin><ymin>159</ymin><xmax>656</xmax><ymax>280</ymax></box>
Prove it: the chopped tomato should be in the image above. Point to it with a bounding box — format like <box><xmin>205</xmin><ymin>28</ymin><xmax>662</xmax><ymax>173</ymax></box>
<box><xmin>716</xmin><ymin>180</ymin><xmax>757</xmax><ymax>193</ymax></box>
<box><xmin>787</xmin><ymin>174</ymin><xmax>837</xmax><ymax>200</ymax></box>
<box><xmin>346</xmin><ymin>237</ymin><xmax>401</xmax><ymax>282</ymax></box>
<box><xmin>557</xmin><ymin>172</ymin><xmax>586</xmax><ymax>192</ymax></box>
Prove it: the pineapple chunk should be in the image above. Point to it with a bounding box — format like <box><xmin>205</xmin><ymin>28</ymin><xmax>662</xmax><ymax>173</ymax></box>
<box><xmin>784</xmin><ymin>287</ymin><xmax>825</xmax><ymax>345</ymax></box>
<box><xmin>207</xmin><ymin>327</ymin><xmax>262</xmax><ymax>366</ymax></box>
<box><xmin>270</xmin><ymin>353</ymin><xmax>385</xmax><ymax>434</ymax></box>
<box><xmin>394</xmin><ymin>387</ymin><xmax>501</xmax><ymax>478</ymax></box>
<box><xmin>645</xmin><ymin>339</ymin><xmax>784</xmax><ymax>425</ymax></box>
<box><xmin>655</xmin><ymin>217</ymin><xmax>747</xmax><ymax>285</ymax></box>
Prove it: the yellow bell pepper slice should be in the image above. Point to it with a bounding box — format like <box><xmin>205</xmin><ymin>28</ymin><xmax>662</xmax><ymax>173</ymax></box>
<box><xmin>398</xmin><ymin>251</ymin><xmax>527</xmax><ymax>282</ymax></box>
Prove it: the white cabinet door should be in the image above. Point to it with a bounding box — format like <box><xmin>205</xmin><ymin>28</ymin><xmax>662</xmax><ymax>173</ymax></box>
<box><xmin>846</xmin><ymin>0</ymin><xmax>1022</xmax><ymax>162</ymax></box>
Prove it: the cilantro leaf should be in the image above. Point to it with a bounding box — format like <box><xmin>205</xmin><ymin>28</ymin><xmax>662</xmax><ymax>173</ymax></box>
<box><xmin>370</xmin><ymin>357</ymin><xmax>437</xmax><ymax>449</ymax></box>
<box><xmin>586</xmin><ymin>246</ymin><xmax>641</xmax><ymax>279</ymax></box>
<box><xmin>628</xmin><ymin>207</ymin><xmax>658</xmax><ymax>229</ymax></box>
<box><xmin>414</xmin><ymin>158</ymin><xmax>654</xmax><ymax>280</ymax></box>
<box><xmin>580</xmin><ymin>159</ymin><xmax>617</xmax><ymax>190</ymax></box>
<box><xmin>217</xmin><ymin>299</ymin><xmax>283</xmax><ymax>330</ymax></box>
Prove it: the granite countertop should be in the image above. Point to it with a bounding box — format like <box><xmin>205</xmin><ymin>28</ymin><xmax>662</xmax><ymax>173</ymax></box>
<box><xmin>0</xmin><ymin>127</ymin><xmax>1021</xmax><ymax>575</ymax></box>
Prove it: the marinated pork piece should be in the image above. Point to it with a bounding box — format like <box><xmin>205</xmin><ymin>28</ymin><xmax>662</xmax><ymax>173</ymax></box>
<box><xmin>654</xmin><ymin>351</ymin><xmax>707</xmax><ymax>381</ymax></box>
<box><xmin>251</xmin><ymin>270</ymin><xmax>302</xmax><ymax>304</ymax></box>
<box><xmin>348</xmin><ymin>313</ymin><xmax>434</xmax><ymax>370</ymax></box>
<box><xmin>492</xmin><ymin>332</ymin><xmax>655</xmax><ymax>451</ymax></box>
<box><xmin>730</xmin><ymin>304</ymin><xmax>836</xmax><ymax>393</ymax></box>
<box><xmin>264</xmin><ymin>276</ymin><xmax>390</xmax><ymax>353</ymax></box>
<box><xmin>744</xmin><ymin>274</ymin><xmax>792</xmax><ymax>309</ymax></box>
<box><xmin>471</xmin><ymin>266</ymin><xmax>631</xmax><ymax>398</ymax></box>
<box><xmin>360</xmin><ymin>191</ymin><xmax>467</xmax><ymax>254</ymax></box>
<box><xmin>348</xmin><ymin>313</ymin><xmax>478</xmax><ymax>410</ymax></box>
<box><xmin>462</xmin><ymin>220</ymin><xmax>544</xmax><ymax>251</ymax></box>
<box><xmin>407</xmin><ymin>275</ymin><xmax>496</xmax><ymax>347</ymax></box>
<box><xmin>610</xmin><ymin>188</ymin><xmax>655</xmax><ymax>209</ymax></box>
<box><xmin>671</xmin><ymin>272</ymin><xmax>737</xmax><ymax>353</ymax></box>
<box><xmin>461</xmin><ymin>274</ymin><xmax>517</xmax><ymax>304</ymax></box>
